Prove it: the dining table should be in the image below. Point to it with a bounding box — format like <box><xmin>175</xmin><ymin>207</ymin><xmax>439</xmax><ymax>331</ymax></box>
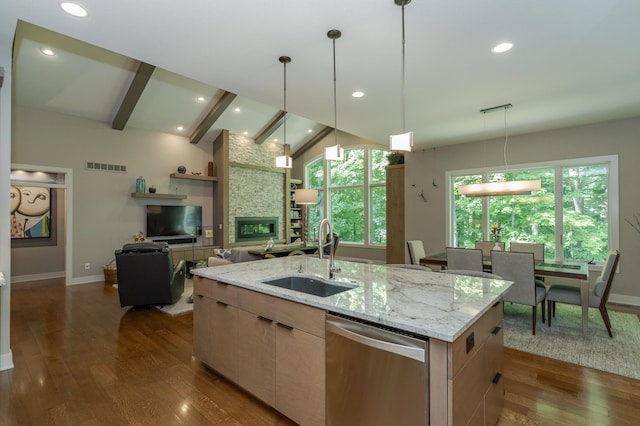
<box><xmin>420</xmin><ymin>252</ymin><xmax>591</xmax><ymax>337</ymax></box>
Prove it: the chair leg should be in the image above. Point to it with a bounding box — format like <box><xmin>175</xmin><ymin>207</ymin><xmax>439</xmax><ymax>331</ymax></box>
<box><xmin>532</xmin><ymin>306</ymin><xmax>537</xmax><ymax>335</ymax></box>
<box><xmin>541</xmin><ymin>299</ymin><xmax>546</xmax><ymax>324</ymax></box>
<box><xmin>599</xmin><ymin>306</ymin><xmax>613</xmax><ymax>338</ymax></box>
<box><xmin>547</xmin><ymin>300</ymin><xmax>552</xmax><ymax>327</ymax></box>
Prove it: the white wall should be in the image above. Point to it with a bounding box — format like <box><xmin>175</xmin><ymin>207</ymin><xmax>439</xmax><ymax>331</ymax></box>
<box><xmin>12</xmin><ymin>106</ymin><xmax>214</xmax><ymax>284</ymax></box>
<box><xmin>1</xmin><ymin>25</ymin><xmax>15</xmax><ymax>370</ymax></box>
<box><xmin>405</xmin><ymin>116</ymin><xmax>640</xmax><ymax>305</ymax></box>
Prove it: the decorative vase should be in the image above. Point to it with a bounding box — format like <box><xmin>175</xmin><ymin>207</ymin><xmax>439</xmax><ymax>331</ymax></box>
<box><xmin>135</xmin><ymin>176</ymin><xmax>146</xmax><ymax>193</ymax></box>
<box><xmin>493</xmin><ymin>242</ymin><xmax>502</xmax><ymax>251</ymax></box>
<box><xmin>148</xmin><ymin>185</ymin><xmax>157</xmax><ymax>194</ymax></box>
<box><xmin>207</xmin><ymin>161</ymin><xmax>214</xmax><ymax>177</ymax></box>
<box><xmin>177</xmin><ymin>165</ymin><xmax>186</xmax><ymax>174</ymax></box>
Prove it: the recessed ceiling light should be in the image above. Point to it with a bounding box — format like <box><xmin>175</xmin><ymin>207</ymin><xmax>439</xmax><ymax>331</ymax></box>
<box><xmin>243</xmin><ymin>131</ymin><xmax>248</xmax><ymax>135</ymax></box>
<box><xmin>492</xmin><ymin>42</ymin><xmax>513</xmax><ymax>53</ymax></box>
<box><xmin>60</xmin><ymin>2</ymin><xmax>88</xmax><ymax>17</ymax></box>
<box><xmin>307</xmin><ymin>129</ymin><xmax>313</xmax><ymax>133</ymax></box>
<box><xmin>196</xmin><ymin>96</ymin><xmax>206</xmax><ymax>102</ymax></box>
<box><xmin>234</xmin><ymin>107</ymin><xmax>241</xmax><ymax>113</ymax></box>
<box><xmin>40</xmin><ymin>48</ymin><xmax>55</xmax><ymax>56</ymax></box>
<box><xmin>352</xmin><ymin>91</ymin><xmax>365</xmax><ymax>98</ymax></box>
<box><xmin>176</xmin><ymin>126</ymin><xmax>184</xmax><ymax>131</ymax></box>
<box><xmin>273</xmin><ymin>138</ymin><xmax>279</xmax><ymax>142</ymax></box>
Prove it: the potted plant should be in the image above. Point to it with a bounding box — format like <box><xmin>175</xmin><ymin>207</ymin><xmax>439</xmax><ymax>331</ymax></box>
<box><xmin>387</xmin><ymin>152</ymin><xmax>405</xmax><ymax>165</ymax></box>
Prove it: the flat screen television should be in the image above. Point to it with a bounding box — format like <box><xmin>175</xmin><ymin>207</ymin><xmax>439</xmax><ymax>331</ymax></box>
<box><xmin>146</xmin><ymin>205</ymin><xmax>202</xmax><ymax>238</ymax></box>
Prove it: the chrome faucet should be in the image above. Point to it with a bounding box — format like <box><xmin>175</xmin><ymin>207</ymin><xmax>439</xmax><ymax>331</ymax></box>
<box><xmin>318</xmin><ymin>218</ymin><xmax>340</xmax><ymax>279</ymax></box>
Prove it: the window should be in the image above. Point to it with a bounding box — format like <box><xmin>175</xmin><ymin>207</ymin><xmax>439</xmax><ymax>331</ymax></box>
<box><xmin>447</xmin><ymin>155</ymin><xmax>618</xmax><ymax>263</ymax></box>
<box><xmin>305</xmin><ymin>147</ymin><xmax>389</xmax><ymax>245</ymax></box>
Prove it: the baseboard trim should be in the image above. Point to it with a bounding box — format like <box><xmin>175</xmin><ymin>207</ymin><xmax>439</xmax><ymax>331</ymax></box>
<box><xmin>11</xmin><ymin>271</ymin><xmax>65</xmax><ymax>283</ymax></box>
<box><xmin>67</xmin><ymin>274</ymin><xmax>104</xmax><ymax>286</ymax></box>
<box><xmin>608</xmin><ymin>293</ymin><xmax>640</xmax><ymax>307</ymax></box>
<box><xmin>0</xmin><ymin>350</ymin><xmax>14</xmax><ymax>371</ymax></box>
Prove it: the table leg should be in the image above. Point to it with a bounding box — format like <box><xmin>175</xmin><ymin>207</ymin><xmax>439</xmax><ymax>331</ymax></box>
<box><xmin>581</xmin><ymin>280</ymin><xmax>589</xmax><ymax>337</ymax></box>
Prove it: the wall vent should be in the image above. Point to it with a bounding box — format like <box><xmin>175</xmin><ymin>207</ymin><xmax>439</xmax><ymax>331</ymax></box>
<box><xmin>85</xmin><ymin>161</ymin><xmax>127</xmax><ymax>173</ymax></box>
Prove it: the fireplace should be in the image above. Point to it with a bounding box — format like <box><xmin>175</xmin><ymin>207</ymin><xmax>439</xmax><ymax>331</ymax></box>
<box><xmin>235</xmin><ymin>217</ymin><xmax>279</xmax><ymax>242</ymax></box>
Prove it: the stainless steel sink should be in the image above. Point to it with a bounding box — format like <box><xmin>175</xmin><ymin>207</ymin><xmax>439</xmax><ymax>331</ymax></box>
<box><xmin>262</xmin><ymin>276</ymin><xmax>355</xmax><ymax>297</ymax></box>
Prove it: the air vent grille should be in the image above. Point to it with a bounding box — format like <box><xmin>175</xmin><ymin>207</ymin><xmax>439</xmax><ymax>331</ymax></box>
<box><xmin>85</xmin><ymin>161</ymin><xmax>127</xmax><ymax>173</ymax></box>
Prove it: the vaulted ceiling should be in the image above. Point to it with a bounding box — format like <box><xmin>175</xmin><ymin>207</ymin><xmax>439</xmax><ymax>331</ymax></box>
<box><xmin>4</xmin><ymin>1</ymin><xmax>640</xmax><ymax>155</ymax></box>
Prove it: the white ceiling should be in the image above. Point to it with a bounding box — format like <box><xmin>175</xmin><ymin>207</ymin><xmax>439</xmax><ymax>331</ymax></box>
<box><xmin>4</xmin><ymin>0</ymin><xmax>640</xmax><ymax>154</ymax></box>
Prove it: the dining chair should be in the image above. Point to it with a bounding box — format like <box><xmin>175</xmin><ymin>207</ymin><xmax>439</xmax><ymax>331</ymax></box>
<box><xmin>288</xmin><ymin>250</ymin><xmax>306</xmax><ymax>256</ymax></box>
<box><xmin>446</xmin><ymin>247</ymin><xmax>484</xmax><ymax>272</ymax></box>
<box><xmin>509</xmin><ymin>242</ymin><xmax>544</xmax><ymax>261</ymax></box>
<box><xmin>407</xmin><ymin>240</ymin><xmax>426</xmax><ymax>265</ymax></box>
<box><xmin>546</xmin><ymin>250</ymin><xmax>620</xmax><ymax>337</ymax></box>
<box><xmin>475</xmin><ymin>241</ymin><xmax>505</xmax><ymax>257</ymax></box>
<box><xmin>491</xmin><ymin>250</ymin><xmax>546</xmax><ymax>335</ymax></box>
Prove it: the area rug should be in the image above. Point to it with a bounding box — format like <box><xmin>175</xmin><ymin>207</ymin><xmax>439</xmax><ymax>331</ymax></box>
<box><xmin>153</xmin><ymin>279</ymin><xmax>194</xmax><ymax>316</ymax></box>
<box><xmin>503</xmin><ymin>303</ymin><xmax>640</xmax><ymax>380</ymax></box>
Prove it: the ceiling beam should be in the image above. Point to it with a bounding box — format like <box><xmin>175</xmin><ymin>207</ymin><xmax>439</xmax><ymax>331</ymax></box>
<box><xmin>112</xmin><ymin>62</ymin><xmax>155</xmax><ymax>131</ymax></box>
<box><xmin>190</xmin><ymin>91</ymin><xmax>237</xmax><ymax>144</ymax></box>
<box><xmin>254</xmin><ymin>111</ymin><xmax>287</xmax><ymax>144</ymax></box>
<box><xmin>291</xmin><ymin>126</ymin><xmax>333</xmax><ymax>159</ymax></box>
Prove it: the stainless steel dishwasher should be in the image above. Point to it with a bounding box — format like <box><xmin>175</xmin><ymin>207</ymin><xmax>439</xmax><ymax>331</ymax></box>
<box><xmin>326</xmin><ymin>314</ymin><xmax>429</xmax><ymax>425</ymax></box>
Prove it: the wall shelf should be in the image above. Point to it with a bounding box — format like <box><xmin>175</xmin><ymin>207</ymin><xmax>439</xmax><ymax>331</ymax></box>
<box><xmin>170</xmin><ymin>173</ymin><xmax>218</xmax><ymax>182</ymax></box>
<box><xmin>131</xmin><ymin>192</ymin><xmax>187</xmax><ymax>200</ymax></box>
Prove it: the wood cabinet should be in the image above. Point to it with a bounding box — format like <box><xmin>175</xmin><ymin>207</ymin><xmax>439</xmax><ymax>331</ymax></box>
<box><xmin>386</xmin><ymin>164</ymin><xmax>405</xmax><ymax>263</ymax></box>
<box><xmin>429</xmin><ymin>299</ymin><xmax>504</xmax><ymax>425</ymax></box>
<box><xmin>171</xmin><ymin>245</ymin><xmax>217</xmax><ymax>263</ymax></box>
<box><xmin>193</xmin><ymin>277</ymin><xmax>325</xmax><ymax>426</ymax></box>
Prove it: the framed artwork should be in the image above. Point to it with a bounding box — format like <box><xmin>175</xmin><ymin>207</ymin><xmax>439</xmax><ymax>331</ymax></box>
<box><xmin>11</xmin><ymin>186</ymin><xmax>57</xmax><ymax>247</ymax></box>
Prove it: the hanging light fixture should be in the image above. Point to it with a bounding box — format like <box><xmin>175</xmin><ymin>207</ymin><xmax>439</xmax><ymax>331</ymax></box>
<box><xmin>458</xmin><ymin>104</ymin><xmax>542</xmax><ymax>197</ymax></box>
<box><xmin>389</xmin><ymin>0</ymin><xmax>413</xmax><ymax>152</ymax></box>
<box><xmin>275</xmin><ymin>55</ymin><xmax>293</xmax><ymax>168</ymax></box>
<box><xmin>324</xmin><ymin>29</ymin><xmax>344</xmax><ymax>161</ymax></box>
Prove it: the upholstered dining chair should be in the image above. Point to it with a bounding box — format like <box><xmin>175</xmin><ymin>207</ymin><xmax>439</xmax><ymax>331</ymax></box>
<box><xmin>509</xmin><ymin>242</ymin><xmax>544</xmax><ymax>261</ymax></box>
<box><xmin>446</xmin><ymin>247</ymin><xmax>484</xmax><ymax>272</ymax></box>
<box><xmin>407</xmin><ymin>240</ymin><xmax>426</xmax><ymax>265</ymax></box>
<box><xmin>491</xmin><ymin>250</ymin><xmax>546</xmax><ymax>335</ymax></box>
<box><xmin>475</xmin><ymin>241</ymin><xmax>505</xmax><ymax>257</ymax></box>
<box><xmin>546</xmin><ymin>250</ymin><xmax>620</xmax><ymax>337</ymax></box>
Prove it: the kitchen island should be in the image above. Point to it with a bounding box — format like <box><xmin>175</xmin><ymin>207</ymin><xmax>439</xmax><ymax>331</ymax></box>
<box><xmin>192</xmin><ymin>256</ymin><xmax>512</xmax><ymax>425</ymax></box>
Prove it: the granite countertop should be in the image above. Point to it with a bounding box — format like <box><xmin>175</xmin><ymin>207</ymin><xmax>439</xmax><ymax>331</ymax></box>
<box><xmin>192</xmin><ymin>256</ymin><xmax>512</xmax><ymax>342</ymax></box>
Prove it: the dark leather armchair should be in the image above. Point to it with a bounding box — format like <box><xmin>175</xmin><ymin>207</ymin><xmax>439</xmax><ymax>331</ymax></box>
<box><xmin>115</xmin><ymin>242</ymin><xmax>185</xmax><ymax>307</ymax></box>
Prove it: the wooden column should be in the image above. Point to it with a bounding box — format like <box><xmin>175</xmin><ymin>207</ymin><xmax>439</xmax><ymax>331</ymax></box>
<box><xmin>386</xmin><ymin>164</ymin><xmax>405</xmax><ymax>263</ymax></box>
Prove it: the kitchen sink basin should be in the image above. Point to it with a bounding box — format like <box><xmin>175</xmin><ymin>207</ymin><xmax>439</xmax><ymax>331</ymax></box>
<box><xmin>262</xmin><ymin>276</ymin><xmax>355</xmax><ymax>297</ymax></box>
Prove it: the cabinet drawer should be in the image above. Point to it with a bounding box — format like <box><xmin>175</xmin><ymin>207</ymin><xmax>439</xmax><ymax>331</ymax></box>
<box><xmin>238</xmin><ymin>286</ymin><xmax>277</xmax><ymax>319</ymax></box>
<box><xmin>450</xmin><ymin>299</ymin><xmax>503</xmax><ymax>378</ymax></box>
<box><xmin>194</xmin><ymin>277</ymin><xmax>238</xmax><ymax>304</ymax></box>
<box><xmin>450</xmin><ymin>343</ymin><xmax>487</xmax><ymax>426</ymax></box>
<box><xmin>275</xmin><ymin>297</ymin><xmax>325</xmax><ymax>338</ymax></box>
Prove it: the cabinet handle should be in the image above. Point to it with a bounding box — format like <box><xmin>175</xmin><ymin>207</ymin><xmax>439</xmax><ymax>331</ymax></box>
<box><xmin>492</xmin><ymin>300</ymin><xmax>501</xmax><ymax>308</ymax></box>
<box><xmin>491</xmin><ymin>326</ymin><xmax>502</xmax><ymax>335</ymax></box>
<box><xmin>257</xmin><ymin>315</ymin><xmax>273</xmax><ymax>323</ymax></box>
<box><xmin>492</xmin><ymin>373</ymin><xmax>502</xmax><ymax>384</ymax></box>
<box><xmin>216</xmin><ymin>301</ymin><xmax>228</xmax><ymax>307</ymax></box>
<box><xmin>276</xmin><ymin>322</ymin><xmax>294</xmax><ymax>331</ymax></box>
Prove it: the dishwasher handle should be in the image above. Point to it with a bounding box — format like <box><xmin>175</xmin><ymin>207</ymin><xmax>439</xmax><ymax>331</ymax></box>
<box><xmin>326</xmin><ymin>319</ymin><xmax>425</xmax><ymax>363</ymax></box>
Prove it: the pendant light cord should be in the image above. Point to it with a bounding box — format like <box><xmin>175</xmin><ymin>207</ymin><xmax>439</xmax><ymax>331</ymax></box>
<box><xmin>401</xmin><ymin>1</ymin><xmax>407</xmax><ymax>133</ymax></box>
<box><xmin>283</xmin><ymin>60</ymin><xmax>287</xmax><ymax>147</ymax></box>
<box><xmin>332</xmin><ymin>36</ymin><xmax>338</xmax><ymax>146</ymax></box>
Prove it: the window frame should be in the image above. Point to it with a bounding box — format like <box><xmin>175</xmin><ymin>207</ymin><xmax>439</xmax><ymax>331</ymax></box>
<box><xmin>445</xmin><ymin>155</ymin><xmax>619</xmax><ymax>263</ymax></box>
<box><xmin>304</xmin><ymin>145</ymin><xmax>389</xmax><ymax>247</ymax></box>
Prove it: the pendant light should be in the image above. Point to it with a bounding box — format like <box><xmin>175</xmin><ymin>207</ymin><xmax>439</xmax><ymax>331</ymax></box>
<box><xmin>275</xmin><ymin>55</ymin><xmax>293</xmax><ymax>168</ymax></box>
<box><xmin>324</xmin><ymin>29</ymin><xmax>344</xmax><ymax>161</ymax></box>
<box><xmin>458</xmin><ymin>104</ymin><xmax>542</xmax><ymax>197</ymax></box>
<box><xmin>389</xmin><ymin>0</ymin><xmax>413</xmax><ymax>152</ymax></box>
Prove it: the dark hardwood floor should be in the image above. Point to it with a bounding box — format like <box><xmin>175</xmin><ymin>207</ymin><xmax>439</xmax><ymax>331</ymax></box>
<box><xmin>1</xmin><ymin>278</ymin><xmax>639</xmax><ymax>425</ymax></box>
